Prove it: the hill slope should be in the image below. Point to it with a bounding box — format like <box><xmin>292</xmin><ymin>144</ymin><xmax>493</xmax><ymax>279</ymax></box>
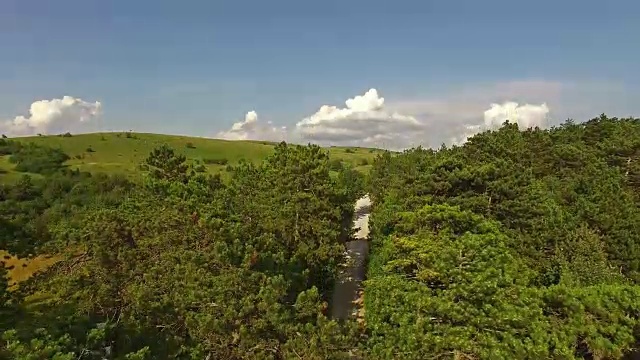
<box><xmin>0</xmin><ymin>132</ymin><xmax>382</xmax><ymax>181</ymax></box>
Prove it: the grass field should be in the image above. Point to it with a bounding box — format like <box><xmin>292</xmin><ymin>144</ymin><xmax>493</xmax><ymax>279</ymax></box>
<box><xmin>1</xmin><ymin>132</ymin><xmax>383</xmax><ymax>284</ymax></box>
<box><xmin>0</xmin><ymin>132</ymin><xmax>381</xmax><ymax>184</ymax></box>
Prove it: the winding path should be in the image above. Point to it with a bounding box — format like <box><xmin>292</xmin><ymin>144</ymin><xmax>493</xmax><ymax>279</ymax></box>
<box><xmin>331</xmin><ymin>195</ymin><xmax>371</xmax><ymax>320</ymax></box>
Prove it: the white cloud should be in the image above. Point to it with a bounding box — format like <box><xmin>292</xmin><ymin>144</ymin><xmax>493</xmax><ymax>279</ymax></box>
<box><xmin>217</xmin><ymin>111</ymin><xmax>287</xmax><ymax>141</ymax></box>
<box><xmin>213</xmin><ymin>79</ymin><xmax>634</xmax><ymax>150</ymax></box>
<box><xmin>483</xmin><ymin>102</ymin><xmax>550</xmax><ymax>129</ymax></box>
<box><xmin>448</xmin><ymin>101</ymin><xmax>550</xmax><ymax>146</ymax></box>
<box><xmin>294</xmin><ymin>88</ymin><xmax>424</xmax><ymax>149</ymax></box>
<box><xmin>0</xmin><ymin>96</ymin><xmax>102</xmax><ymax>136</ymax></box>
<box><xmin>291</xmin><ymin>86</ymin><xmax>552</xmax><ymax>150</ymax></box>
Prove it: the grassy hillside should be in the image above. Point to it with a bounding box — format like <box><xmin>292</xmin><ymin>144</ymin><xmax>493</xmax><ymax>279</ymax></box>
<box><xmin>0</xmin><ymin>132</ymin><xmax>381</xmax><ymax>184</ymax></box>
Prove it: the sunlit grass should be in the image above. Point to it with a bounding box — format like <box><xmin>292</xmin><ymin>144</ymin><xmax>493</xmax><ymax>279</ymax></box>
<box><xmin>1</xmin><ymin>250</ymin><xmax>60</xmax><ymax>287</ymax></box>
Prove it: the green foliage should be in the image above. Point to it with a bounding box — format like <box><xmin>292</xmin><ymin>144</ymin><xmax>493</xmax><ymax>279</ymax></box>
<box><xmin>203</xmin><ymin>157</ymin><xmax>228</xmax><ymax>165</ymax></box>
<box><xmin>1</xmin><ymin>142</ymin><xmax>362</xmax><ymax>359</ymax></box>
<box><xmin>0</xmin><ymin>133</ymin><xmax>376</xmax><ymax>182</ymax></box>
<box><xmin>0</xmin><ymin>139</ymin><xmax>20</xmax><ymax>156</ymax></box>
<box><xmin>329</xmin><ymin>158</ymin><xmax>343</xmax><ymax>171</ymax></box>
<box><xmin>365</xmin><ymin>115</ymin><xmax>640</xmax><ymax>359</ymax></box>
<box><xmin>143</xmin><ymin>144</ymin><xmax>189</xmax><ymax>183</ymax></box>
<box><xmin>9</xmin><ymin>114</ymin><xmax>640</xmax><ymax>359</ymax></box>
<box><xmin>9</xmin><ymin>144</ymin><xmax>70</xmax><ymax>174</ymax></box>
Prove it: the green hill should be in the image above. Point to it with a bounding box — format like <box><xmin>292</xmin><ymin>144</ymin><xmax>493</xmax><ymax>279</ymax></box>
<box><xmin>0</xmin><ymin>132</ymin><xmax>382</xmax><ymax>182</ymax></box>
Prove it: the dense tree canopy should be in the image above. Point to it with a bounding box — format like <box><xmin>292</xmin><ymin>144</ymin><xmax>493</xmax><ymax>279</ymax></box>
<box><xmin>3</xmin><ymin>115</ymin><xmax>640</xmax><ymax>359</ymax></box>
<box><xmin>365</xmin><ymin>115</ymin><xmax>640</xmax><ymax>359</ymax></box>
<box><xmin>1</xmin><ymin>140</ymin><xmax>363</xmax><ymax>359</ymax></box>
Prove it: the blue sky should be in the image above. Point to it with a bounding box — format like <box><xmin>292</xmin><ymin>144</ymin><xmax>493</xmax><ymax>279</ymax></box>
<box><xmin>1</xmin><ymin>0</ymin><xmax>639</xmax><ymax>148</ymax></box>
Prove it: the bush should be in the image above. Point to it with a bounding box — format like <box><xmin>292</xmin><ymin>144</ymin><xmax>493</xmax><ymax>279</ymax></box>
<box><xmin>345</xmin><ymin>148</ymin><xmax>355</xmax><ymax>153</ymax></box>
<box><xmin>185</xmin><ymin>142</ymin><xmax>196</xmax><ymax>149</ymax></box>
<box><xmin>357</xmin><ymin>158</ymin><xmax>369</xmax><ymax>166</ymax></box>
<box><xmin>329</xmin><ymin>158</ymin><xmax>344</xmax><ymax>171</ymax></box>
<box><xmin>86</xmin><ymin>147</ymin><xmax>95</xmax><ymax>153</ymax></box>
<box><xmin>0</xmin><ymin>139</ymin><xmax>20</xmax><ymax>155</ymax></box>
<box><xmin>2</xmin><ymin>134</ymin><xmax>8</xmax><ymax>139</ymax></box>
<box><xmin>203</xmin><ymin>158</ymin><xmax>228</xmax><ymax>165</ymax></box>
<box><xmin>62</xmin><ymin>132</ymin><xmax>72</xmax><ymax>137</ymax></box>
<box><xmin>9</xmin><ymin>144</ymin><xmax>70</xmax><ymax>174</ymax></box>
<box><xmin>192</xmin><ymin>161</ymin><xmax>206</xmax><ymax>173</ymax></box>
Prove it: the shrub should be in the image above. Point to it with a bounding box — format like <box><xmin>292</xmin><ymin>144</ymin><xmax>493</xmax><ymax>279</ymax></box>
<box><xmin>329</xmin><ymin>158</ymin><xmax>343</xmax><ymax>171</ymax></box>
<box><xmin>185</xmin><ymin>142</ymin><xmax>196</xmax><ymax>149</ymax></box>
<box><xmin>1</xmin><ymin>134</ymin><xmax>7</xmax><ymax>139</ymax></box>
<box><xmin>86</xmin><ymin>147</ymin><xmax>95</xmax><ymax>153</ymax></box>
<box><xmin>62</xmin><ymin>132</ymin><xmax>72</xmax><ymax>137</ymax></box>
<box><xmin>9</xmin><ymin>144</ymin><xmax>70</xmax><ymax>174</ymax></box>
<box><xmin>345</xmin><ymin>148</ymin><xmax>355</xmax><ymax>153</ymax></box>
<box><xmin>203</xmin><ymin>158</ymin><xmax>229</xmax><ymax>165</ymax></box>
<box><xmin>0</xmin><ymin>139</ymin><xmax>20</xmax><ymax>155</ymax></box>
<box><xmin>357</xmin><ymin>158</ymin><xmax>369</xmax><ymax>166</ymax></box>
<box><xmin>191</xmin><ymin>161</ymin><xmax>206</xmax><ymax>173</ymax></box>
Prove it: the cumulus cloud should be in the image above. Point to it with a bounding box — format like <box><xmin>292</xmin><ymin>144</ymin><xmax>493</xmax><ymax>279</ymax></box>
<box><xmin>0</xmin><ymin>96</ymin><xmax>102</xmax><ymax>136</ymax></box>
<box><xmin>294</xmin><ymin>89</ymin><xmax>424</xmax><ymax>149</ymax></box>
<box><xmin>447</xmin><ymin>102</ymin><xmax>550</xmax><ymax>146</ymax></box>
<box><xmin>483</xmin><ymin>102</ymin><xmax>549</xmax><ymax>129</ymax></box>
<box><xmin>214</xmin><ymin>79</ymin><xmax>630</xmax><ymax>150</ymax></box>
<box><xmin>291</xmin><ymin>87</ymin><xmax>552</xmax><ymax>150</ymax></box>
<box><xmin>217</xmin><ymin>111</ymin><xmax>287</xmax><ymax>141</ymax></box>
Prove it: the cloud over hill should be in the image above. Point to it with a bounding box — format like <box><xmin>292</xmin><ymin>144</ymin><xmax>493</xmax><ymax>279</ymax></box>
<box><xmin>216</xmin><ymin>111</ymin><xmax>287</xmax><ymax>142</ymax></box>
<box><xmin>293</xmin><ymin>89</ymin><xmax>423</xmax><ymax>149</ymax></box>
<box><xmin>0</xmin><ymin>96</ymin><xmax>102</xmax><ymax>137</ymax></box>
